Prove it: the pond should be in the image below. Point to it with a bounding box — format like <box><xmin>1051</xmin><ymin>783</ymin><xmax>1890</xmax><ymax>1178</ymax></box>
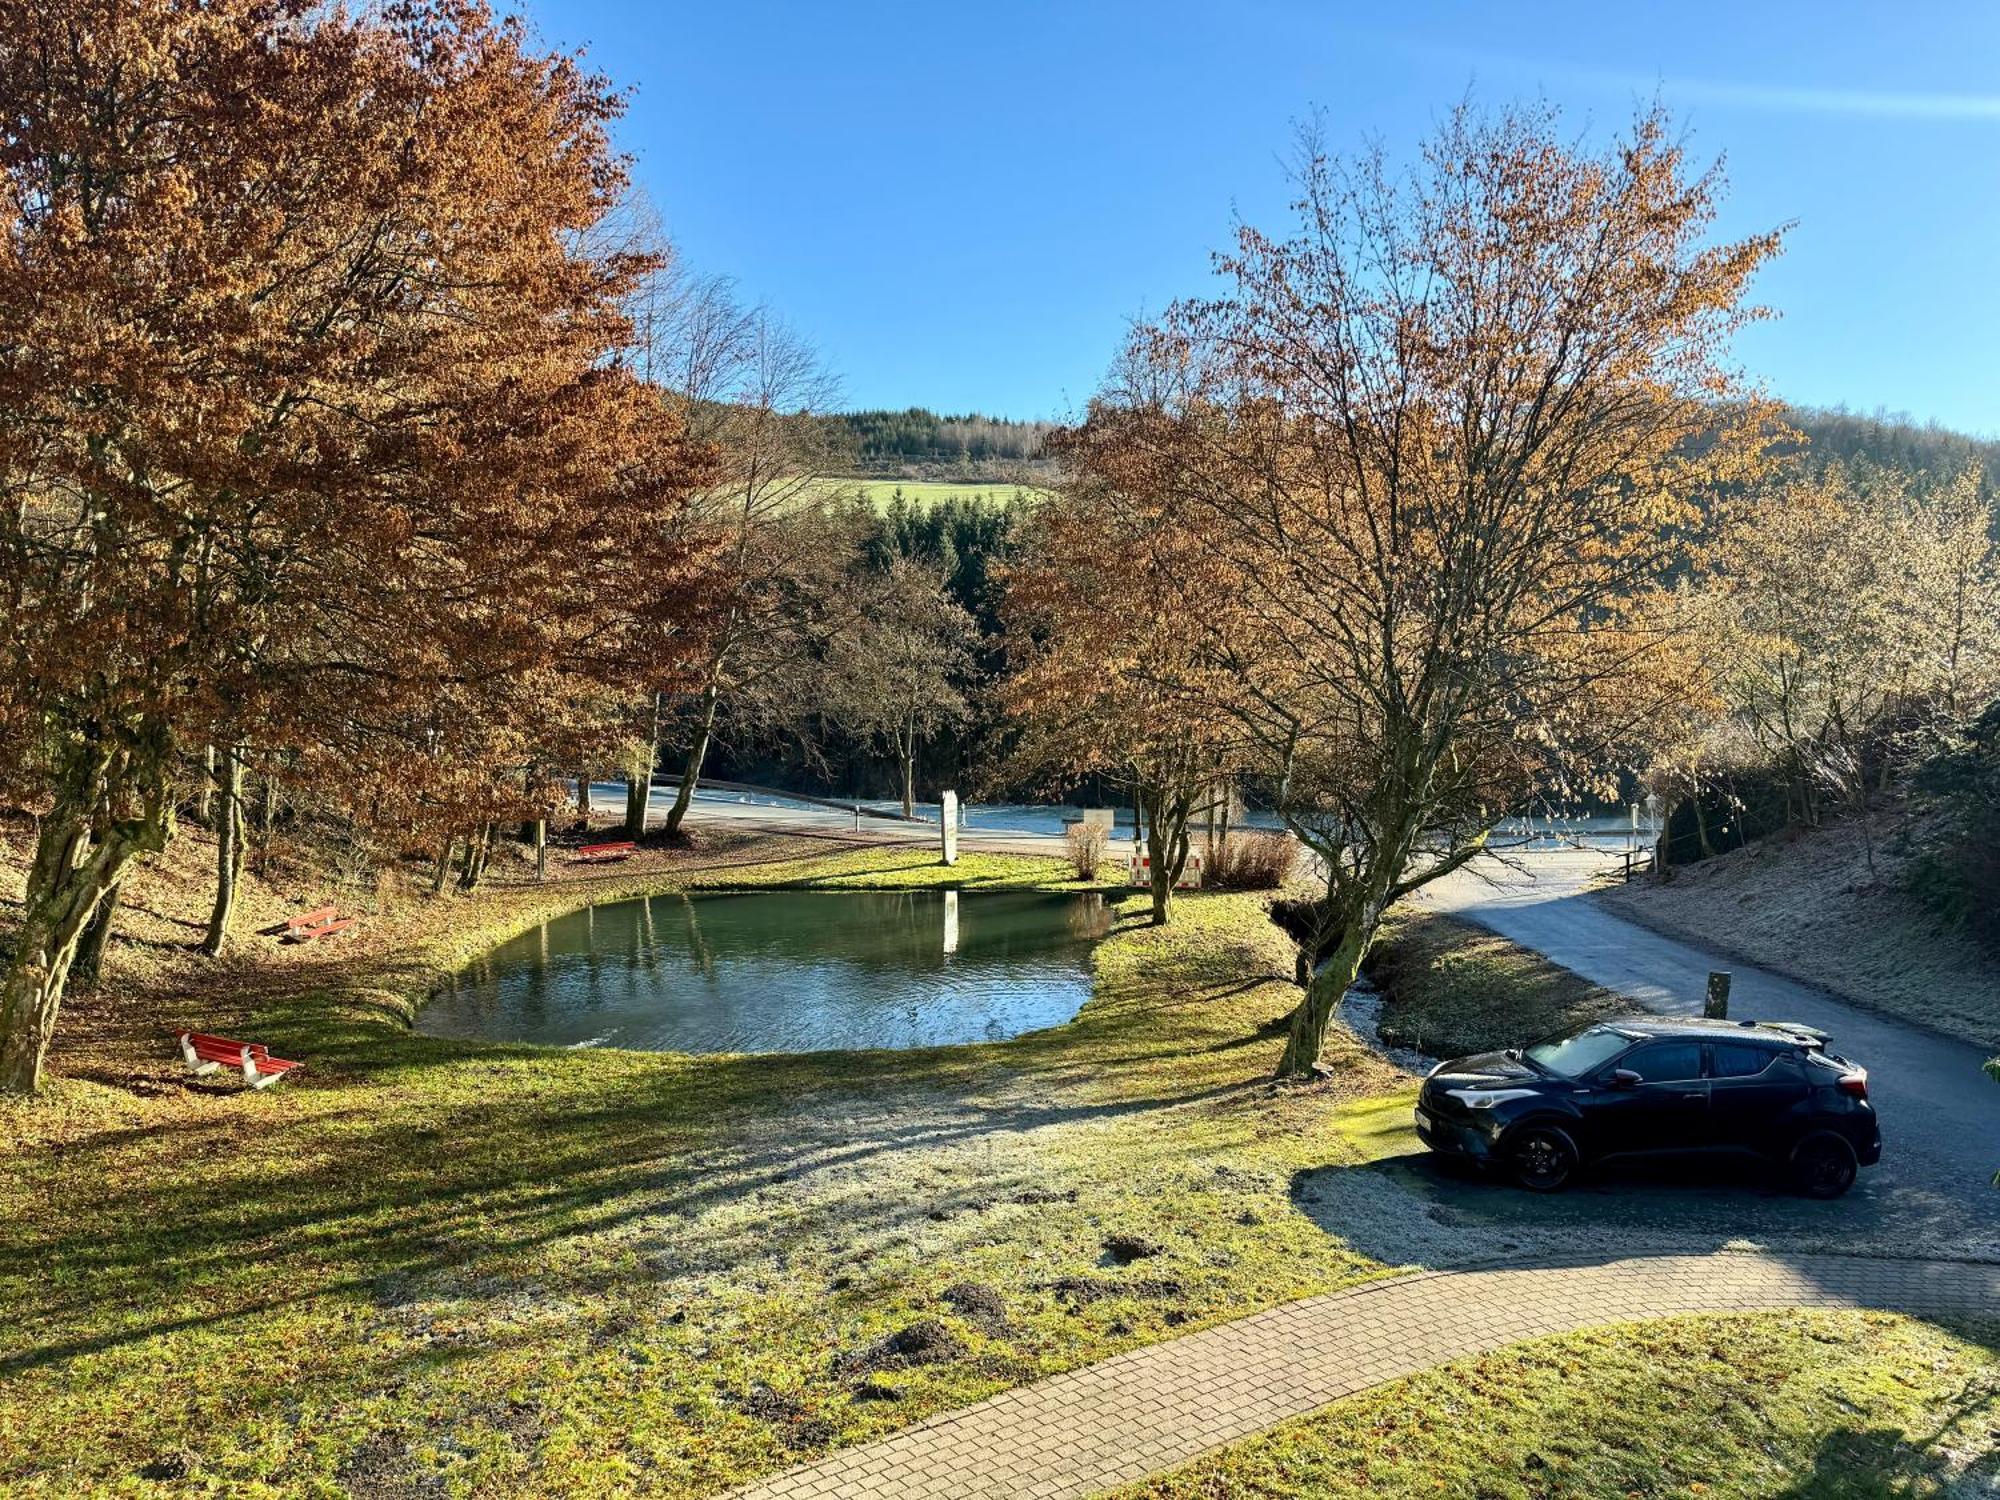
<box><xmin>419</xmin><ymin>889</ymin><xmax>1112</xmax><ymax>1055</ymax></box>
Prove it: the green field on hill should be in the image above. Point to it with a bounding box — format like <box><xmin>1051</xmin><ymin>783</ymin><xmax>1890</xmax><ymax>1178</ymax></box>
<box><xmin>816</xmin><ymin>478</ymin><xmax>1050</xmax><ymax>510</ymax></box>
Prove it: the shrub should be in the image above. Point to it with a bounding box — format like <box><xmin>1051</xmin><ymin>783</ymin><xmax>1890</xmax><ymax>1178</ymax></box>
<box><xmin>1205</xmin><ymin>830</ymin><xmax>1296</xmax><ymax>890</ymax></box>
<box><xmin>1064</xmin><ymin>822</ymin><xmax>1107</xmax><ymax>880</ymax></box>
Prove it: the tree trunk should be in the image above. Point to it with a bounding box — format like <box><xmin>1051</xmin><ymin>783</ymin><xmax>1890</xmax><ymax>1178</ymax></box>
<box><xmin>624</xmin><ymin>693</ymin><xmax>662</xmax><ymax>840</ymax></box>
<box><xmin>1276</xmin><ymin>907</ymin><xmax>1377</xmax><ymax>1078</ymax></box>
<box><xmin>72</xmin><ymin>877</ymin><xmax>125</xmax><ymax>991</ymax></box>
<box><xmin>663</xmin><ymin>681</ymin><xmax>722</xmax><ymax>838</ymax></box>
<box><xmin>432</xmin><ymin>838</ymin><xmax>456</xmax><ymax>897</ymax></box>
<box><xmin>900</xmin><ymin>741</ymin><xmax>916</xmax><ymax>820</ymax></box>
<box><xmin>533</xmin><ymin>819</ymin><xmax>547</xmax><ymax>882</ymax></box>
<box><xmin>193</xmin><ymin>743</ymin><xmax>216</xmax><ymax>827</ymax></box>
<box><xmin>574</xmin><ymin>770</ymin><xmax>592</xmax><ymax>825</ymax></box>
<box><xmin>255</xmin><ymin>766</ymin><xmax>277</xmax><ymax>876</ymax></box>
<box><xmin>1691</xmin><ymin>796</ymin><xmax>1716</xmax><ymax>860</ymax></box>
<box><xmin>1</xmin><ymin>748</ymin><xmax>175</xmax><ymax>1095</ymax></box>
<box><xmin>457</xmin><ymin>823</ymin><xmax>493</xmax><ymax>892</ymax></box>
<box><xmin>200</xmin><ymin>746</ymin><xmax>245</xmax><ymax>956</ymax></box>
<box><xmin>1141</xmin><ymin>783</ymin><xmax>1191</xmax><ymax>926</ymax></box>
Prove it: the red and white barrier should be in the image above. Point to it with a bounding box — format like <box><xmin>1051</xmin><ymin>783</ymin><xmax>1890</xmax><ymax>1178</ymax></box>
<box><xmin>1128</xmin><ymin>849</ymin><xmax>1204</xmax><ymax>889</ymax></box>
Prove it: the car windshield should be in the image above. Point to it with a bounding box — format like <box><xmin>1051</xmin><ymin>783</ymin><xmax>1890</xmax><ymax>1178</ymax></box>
<box><xmin>1523</xmin><ymin>1026</ymin><xmax>1634</xmax><ymax>1078</ymax></box>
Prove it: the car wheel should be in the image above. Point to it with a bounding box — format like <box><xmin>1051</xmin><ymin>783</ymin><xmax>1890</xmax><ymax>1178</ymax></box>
<box><xmin>1508</xmin><ymin>1125</ymin><xmax>1577</xmax><ymax>1192</ymax></box>
<box><xmin>1791</xmin><ymin>1135</ymin><xmax>1858</xmax><ymax>1199</ymax></box>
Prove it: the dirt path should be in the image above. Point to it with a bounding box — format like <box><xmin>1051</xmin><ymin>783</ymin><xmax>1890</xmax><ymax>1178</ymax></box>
<box><xmin>731</xmin><ymin>1250</ymin><xmax>1998</xmax><ymax>1500</ymax></box>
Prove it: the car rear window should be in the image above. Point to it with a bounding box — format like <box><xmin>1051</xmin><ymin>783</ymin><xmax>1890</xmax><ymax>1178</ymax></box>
<box><xmin>1711</xmin><ymin>1042</ymin><xmax>1778</xmax><ymax>1078</ymax></box>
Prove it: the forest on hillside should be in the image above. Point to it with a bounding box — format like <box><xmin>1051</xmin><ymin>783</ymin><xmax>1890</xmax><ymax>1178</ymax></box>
<box><xmin>830</xmin><ymin>408</ymin><xmax>1055</xmax><ymax>472</ymax></box>
<box><xmin>1783</xmin><ymin>406</ymin><xmax>2000</xmax><ymax>501</ymax></box>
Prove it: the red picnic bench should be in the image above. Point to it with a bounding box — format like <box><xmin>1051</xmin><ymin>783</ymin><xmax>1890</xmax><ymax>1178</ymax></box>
<box><xmin>283</xmin><ymin>905</ymin><xmax>357</xmax><ymax>943</ymax></box>
<box><xmin>571</xmin><ymin>840</ymin><xmax>635</xmax><ymax>865</ymax></box>
<box><xmin>175</xmin><ymin>1030</ymin><xmax>304</xmax><ymax>1090</ymax></box>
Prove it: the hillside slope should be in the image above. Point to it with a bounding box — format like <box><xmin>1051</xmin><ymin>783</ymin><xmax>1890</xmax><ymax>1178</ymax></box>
<box><xmin>1596</xmin><ymin>813</ymin><xmax>2000</xmax><ymax>1051</ymax></box>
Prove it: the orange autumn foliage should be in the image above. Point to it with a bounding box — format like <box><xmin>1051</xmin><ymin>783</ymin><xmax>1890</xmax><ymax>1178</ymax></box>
<box><xmin>0</xmin><ymin>0</ymin><xmax>713</xmax><ymax>1091</ymax></box>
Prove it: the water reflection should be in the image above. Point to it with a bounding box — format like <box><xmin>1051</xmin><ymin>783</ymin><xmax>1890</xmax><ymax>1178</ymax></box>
<box><xmin>421</xmin><ymin>890</ymin><xmax>1111</xmax><ymax>1054</ymax></box>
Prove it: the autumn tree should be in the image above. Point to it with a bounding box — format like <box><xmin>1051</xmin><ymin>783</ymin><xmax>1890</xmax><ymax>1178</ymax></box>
<box><xmin>1003</xmin><ymin>397</ymin><xmax>1249</xmax><ymax>925</ymax></box>
<box><xmin>1076</xmin><ymin>103</ymin><xmax>1784</xmax><ymax>1071</ymax></box>
<box><xmin>641</xmin><ymin>296</ymin><xmax>868</xmax><ymax>838</ymax></box>
<box><xmin>826</xmin><ymin>558</ymin><xmax>979</xmax><ymax>817</ymax></box>
<box><xmin>0</xmin><ymin>0</ymin><xmax>709</xmax><ymax>1093</ymax></box>
<box><xmin>1692</xmin><ymin>463</ymin><xmax>2000</xmax><ymax>831</ymax></box>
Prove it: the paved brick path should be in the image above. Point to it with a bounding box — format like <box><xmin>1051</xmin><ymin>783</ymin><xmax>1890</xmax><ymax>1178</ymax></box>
<box><xmin>734</xmin><ymin>1252</ymin><xmax>1998</xmax><ymax>1500</ymax></box>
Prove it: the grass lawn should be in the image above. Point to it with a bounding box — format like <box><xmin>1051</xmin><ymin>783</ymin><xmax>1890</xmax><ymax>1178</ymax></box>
<box><xmin>1</xmin><ymin>833</ymin><xmax>1408</xmax><ymax>1496</ymax></box>
<box><xmin>1111</xmin><ymin>1310</ymin><xmax>2000</xmax><ymax>1498</ymax></box>
<box><xmin>7</xmin><ymin>833</ymin><xmax>1987</xmax><ymax>1496</ymax></box>
<box><xmin>1365</xmin><ymin>908</ymin><xmax>1627</xmax><ymax>1059</ymax></box>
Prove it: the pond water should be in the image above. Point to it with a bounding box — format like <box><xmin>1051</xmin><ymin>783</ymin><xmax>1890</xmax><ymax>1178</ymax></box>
<box><xmin>419</xmin><ymin>889</ymin><xmax>1111</xmax><ymax>1055</ymax></box>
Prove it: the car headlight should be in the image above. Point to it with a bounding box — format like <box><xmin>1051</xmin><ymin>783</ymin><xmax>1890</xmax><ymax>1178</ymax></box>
<box><xmin>1446</xmin><ymin>1088</ymin><xmax>1540</xmax><ymax>1110</ymax></box>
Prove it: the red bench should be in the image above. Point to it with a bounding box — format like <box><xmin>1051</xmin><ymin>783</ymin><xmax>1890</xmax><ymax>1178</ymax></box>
<box><xmin>175</xmin><ymin>1030</ymin><xmax>303</xmax><ymax>1090</ymax></box>
<box><xmin>571</xmin><ymin>840</ymin><xmax>635</xmax><ymax>864</ymax></box>
<box><xmin>284</xmin><ymin>906</ymin><xmax>356</xmax><ymax>943</ymax></box>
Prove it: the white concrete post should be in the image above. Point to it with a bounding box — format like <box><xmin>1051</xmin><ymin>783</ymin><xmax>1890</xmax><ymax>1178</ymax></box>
<box><xmin>940</xmin><ymin>789</ymin><xmax>959</xmax><ymax>866</ymax></box>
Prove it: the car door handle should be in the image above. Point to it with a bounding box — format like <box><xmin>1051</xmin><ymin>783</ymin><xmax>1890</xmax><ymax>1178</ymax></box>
<box><xmin>1676</xmin><ymin>1091</ymin><xmax>1705</xmax><ymax>1101</ymax></box>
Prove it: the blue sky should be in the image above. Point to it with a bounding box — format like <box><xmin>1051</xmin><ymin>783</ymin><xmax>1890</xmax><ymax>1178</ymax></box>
<box><xmin>523</xmin><ymin>1</ymin><xmax>2000</xmax><ymax>431</ymax></box>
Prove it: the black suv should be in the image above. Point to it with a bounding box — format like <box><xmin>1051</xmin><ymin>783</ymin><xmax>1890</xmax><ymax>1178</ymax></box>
<box><xmin>1414</xmin><ymin>1017</ymin><xmax>1881</xmax><ymax>1197</ymax></box>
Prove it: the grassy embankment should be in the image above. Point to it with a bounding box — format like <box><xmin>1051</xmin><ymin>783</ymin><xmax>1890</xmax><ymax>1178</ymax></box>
<box><xmin>1</xmin><ymin>827</ymin><xmax>1409</xmax><ymax>1496</ymax></box>
<box><xmin>1597</xmin><ymin>813</ymin><xmax>2000</xmax><ymax>1051</ymax></box>
<box><xmin>1363</xmin><ymin>908</ymin><xmax>1627</xmax><ymax>1061</ymax></box>
<box><xmin>1113</xmin><ymin>1310</ymin><xmax>2000</xmax><ymax>1498</ymax></box>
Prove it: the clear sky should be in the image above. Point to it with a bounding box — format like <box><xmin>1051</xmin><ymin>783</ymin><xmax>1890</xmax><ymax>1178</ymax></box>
<box><xmin>522</xmin><ymin>1</ymin><xmax>2000</xmax><ymax>431</ymax></box>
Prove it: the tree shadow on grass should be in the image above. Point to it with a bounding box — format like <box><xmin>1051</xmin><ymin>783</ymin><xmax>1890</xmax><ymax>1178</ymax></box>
<box><xmin>1767</xmin><ymin>1381</ymin><xmax>2000</xmax><ymax>1497</ymax></box>
<box><xmin>3</xmin><ymin>1023</ymin><xmax>1264</xmax><ymax>1378</ymax></box>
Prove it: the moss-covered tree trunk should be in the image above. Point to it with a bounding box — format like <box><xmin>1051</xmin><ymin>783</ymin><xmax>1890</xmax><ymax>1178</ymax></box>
<box><xmin>71</xmin><ymin>876</ymin><xmax>124</xmax><ymax>991</ymax></box>
<box><xmin>622</xmin><ymin>773</ymin><xmax>649</xmax><ymax>839</ymax></box>
<box><xmin>0</xmin><ymin>740</ymin><xmax>175</xmax><ymax>1095</ymax></box>
<box><xmin>1276</xmin><ymin>899</ymin><xmax>1381</xmax><ymax>1078</ymax></box>
<box><xmin>624</xmin><ymin>693</ymin><xmax>662</xmax><ymax>839</ymax></box>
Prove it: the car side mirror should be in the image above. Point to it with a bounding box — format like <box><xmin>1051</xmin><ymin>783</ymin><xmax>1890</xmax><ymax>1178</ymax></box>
<box><xmin>1610</xmin><ymin>1068</ymin><xmax>1642</xmax><ymax>1089</ymax></box>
